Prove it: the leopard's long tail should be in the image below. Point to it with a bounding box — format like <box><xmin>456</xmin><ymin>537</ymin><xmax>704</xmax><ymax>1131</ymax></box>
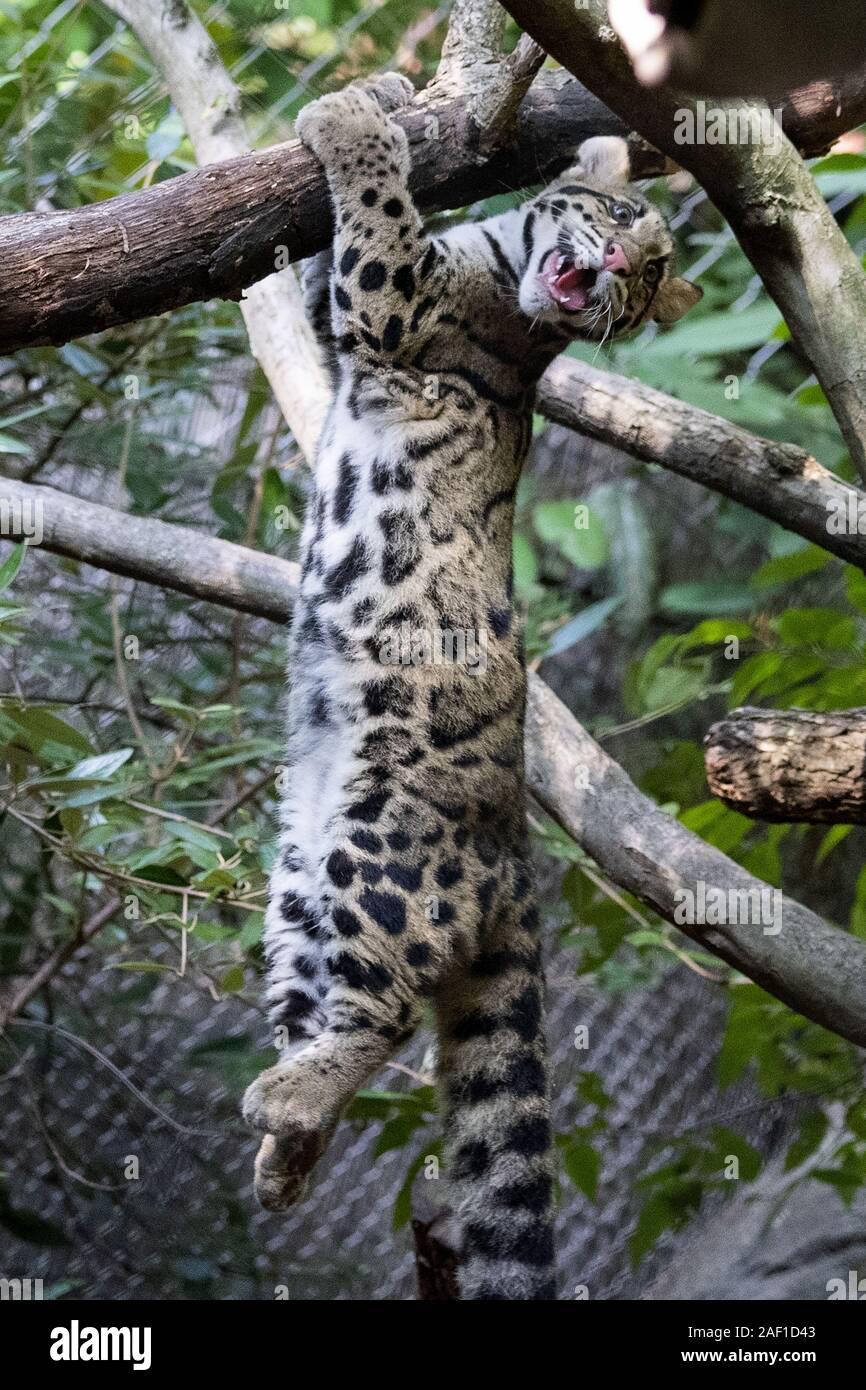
<box><xmin>435</xmin><ymin>890</ymin><xmax>557</xmax><ymax>1301</ymax></box>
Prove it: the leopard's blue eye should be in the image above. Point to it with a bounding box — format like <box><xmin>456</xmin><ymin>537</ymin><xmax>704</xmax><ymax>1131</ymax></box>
<box><xmin>612</xmin><ymin>202</ymin><xmax>633</xmax><ymax>227</ymax></box>
<box><xmin>645</xmin><ymin>262</ymin><xmax>661</xmax><ymax>284</ymax></box>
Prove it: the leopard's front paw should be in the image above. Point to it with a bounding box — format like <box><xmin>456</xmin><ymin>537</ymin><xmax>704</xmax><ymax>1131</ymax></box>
<box><xmin>295</xmin><ymin>74</ymin><xmax>413</xmax><ymax>158</ymax></box>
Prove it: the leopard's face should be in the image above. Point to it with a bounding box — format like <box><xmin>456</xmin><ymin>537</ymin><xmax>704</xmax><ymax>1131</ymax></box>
<box><xmin>518</xmin><ymin>137</ymin><xmax>701</xmax><ymax>341</ymax></box>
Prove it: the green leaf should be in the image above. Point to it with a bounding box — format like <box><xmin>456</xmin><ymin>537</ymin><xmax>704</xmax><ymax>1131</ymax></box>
<box><xmin>589</xmin><ymin>482</ymin><xmax>657</xmax><ymax>633</ymax></box>
<box><xmin>632</xmin><ymin>301</ymin><xmax>783</xmax><ymax>361</ymax></box>
<box><xmin>545</xmin><ymin>597</ymin><xmax>622</xmax><ymax>656</ymax></box>
<box><xmin>63</xmin><ymin>748</ymin><xmax>134</xmax><ymax>781</ymax></box>
<box><xmin>219</xmin><ymin>965</ymin><xmax>246</xmax><ymax>993</ymax></box>
<box><xmin>0</xmin><ymin>431</ymin><xmax>31</xmax><ymax>455</ymax></box>
<box><xmin>752</xmin><ymin>545</ymin><xmax>830</xmax><ymax>588</ymax></box>
<box><xmin>658</xmin><ymin>580</ymin><xmax>756</xmax><ymax>616</ymax></box>
<box><xmin>392</xmin><ymin>1143</ymin><xmax>441</xmax><ymax>1231</ymax></box>
<box><xmin>815</xmin><ymin>824</ymin><xmax>853</xmax><ymax>866</ymax></box>
<box><xmin>109</xmin><ymin>961</ymin><xmax>176</xmax><ymax>974</ymax></box>
<box><xmin>784</xmin><ymin>1111</ymin><xmax>828</xmax><ymax>1171</ymax></box>
<box><xmin>533</xmin><ymin>500</ymin><xmax>608</xmax><ymax>569</ymax></box>
<box><xmin>560</xmin><ymin>1137</ymin><xmax>601</xmax><ymax>1201</ymax></box>
<box><xmin>0</xmin><ymin>542</ymin><xmax>26</xmax><ymax>590</ymax></box>
<box><xmin>576</xmin><ymin>1070</ymin><xmax>611</xmax><ymax>1111</ymax></box>
<box><xmin>2</xmin><ymin>704</ymin><xmax>92</xmax><ymax>759</ymax></box>
<box><xmin>511</xmin><ymin>532</ymin><xmax>538</xmax><ymax>591</ymax></box>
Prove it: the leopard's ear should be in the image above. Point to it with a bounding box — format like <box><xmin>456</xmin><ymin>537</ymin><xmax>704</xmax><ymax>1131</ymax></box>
<box><xmin>570</xmin><ymin>136</ymin><xmax>631</xmax><ymax>188</ymax></box>
<box><xmin>653</xmin><ymin>276</ymin><xmax>703</xmax><ymax>324</ymax></box>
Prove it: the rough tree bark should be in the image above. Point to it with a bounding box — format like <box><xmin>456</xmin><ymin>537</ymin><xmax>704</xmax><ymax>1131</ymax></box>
<box><xmin>705</xmin><ymin>707</ymin><xmax>866</xmax><ymax>824</ymax></box>
<box><xmin>4</xmin><ymin>482</ymin><xmax>866</xmax><ymax>1046</ymax></box>
<box><xmin>500</xmin><ymin>0</ymin><xmax>866</xmax><ymax>482</ymax></box>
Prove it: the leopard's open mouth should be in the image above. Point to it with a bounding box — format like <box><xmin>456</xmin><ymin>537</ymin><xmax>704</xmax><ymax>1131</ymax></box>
<box><xmin>537</xmin><ymin>250</ymin><xmax>599</xmax><ymax>312</ymax></box>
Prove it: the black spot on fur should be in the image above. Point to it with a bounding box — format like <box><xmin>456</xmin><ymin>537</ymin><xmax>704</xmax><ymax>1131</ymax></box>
<box><xmin>392</xmin><ymin>264</ymin><xmax>415</xmax><ymax>300</ymax></box>
<box><xmin>350</xmin><ymin>829</ymin><xmax>382</xmax><ymax>854</ymax></box>
<box><xmin>326</xmin><ymin>848</ymin><xmax>355</xmax><ymax>888</ymax></box>
<box><xmin>330</xmin><ymin>951</ymin><xmax>392</xmax><ymax>994</ymax></box>
<box><xmin>488</xmin><ymin>605</ymin><xmax>512</xmax><ymax>637</ymax></box>
<box><xmin>347</xmin><ymin>787</ymin><xmax>391</xmax><ymax>823</ymax></box>
<box><xmin>359</xmin><ymin>886</ymin><xmax>407</xmax><ymax>935</ymax></box>
<box><xmin>453</xmin><ymin>1139</ymin><xmax>490</xmax><ymax>1180</ymax></box>
<box><xmin>508</xmin><ymin>984</ymin><xmax>542</xmax><ymax>1043</ymax></box>
<box><xmin>477</xmin><ymin>876</ymin><xmax>497</xmax><ymax>916</ymax></box>
<box><xmin>363</xmin><ymin>676</ymin><xmax>414</xmax><ymax>718</ymax></box>
<box><xmin>359</xmin><ymin>260</ymin><xmax>387</xmax><ymax>291</ymax></box>
<box><xmin>504</xmin><ymin>1114</ymin><xmax>551</xmax><ymax>1157</ymax></box>
<box><xmin>332</xmin><ymin>453</ymin><xmax>357</xmax><ymax>525</ymax></box>
<box><xmin>333</xmin><ymin>906</ymin><xmax>362</xmax><ymax>937</ymax></box>
<box><xmin>324</xmin><ymin>535</ymin><xmax>369</xmax><ymax>600</ymax></box>
<box><xmin>340</xmin><ymin>247</ymin><xmax>360</xmax><ymax>275</ymax></box>
<box><xmin>361</xmin><ymin>188</ymin><xmax>377</xmax><ymax>207</ymax></box>
<box><xmin>386</xmin><ymin>860</ymin><xmax>424</xmax><ymax>891</ymax></box>
<box><xmin>435</xmin><ymin>858</ymin><xmax>463</xmax><ymax>889</ymax></box>
<box><xmin>335</xmin><ymin>285</ymin><xmax>352</xmax><ymax>311</ymax></box>
<box><xmin>382</xmin><ymin>314</ymin><xmax>403</xmax><ymax>351</ymax></box>
<box><xmin>406</xmin><ymin>941</ymin><xmax>431</xmax><ymax>967</ymax></box>
<box><xmin>464</xmin><ymin>1220</ymin><xmax>554</xmax><ymax>1267</ymax></box>
<box><xmin>383</xmin><ymin>196</ymin><xmax>403</xmax><ymax>217</ymax></box>
<box><xmin>379</xmin><ymin>509</ymin><xmax>420</xmax><ymax>585</ymax></box>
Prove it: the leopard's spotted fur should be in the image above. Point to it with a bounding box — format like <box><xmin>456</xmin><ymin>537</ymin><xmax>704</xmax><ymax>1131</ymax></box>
<box><xmin>243</xmin><ymin>74</ymin><xmax>701</xmax><ymax>1300</ymax></box>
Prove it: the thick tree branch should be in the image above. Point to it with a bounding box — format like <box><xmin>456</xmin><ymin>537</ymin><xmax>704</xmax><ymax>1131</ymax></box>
<box><xmin>0</xmin><ymin>476</ymin><xmax>299</xmax><ymax>620</ymax></box>
<box><xmin>3</xmin><ymin>483</ymin><xmax>865</xmax><ymax>1046</ymax></box>
<box><xmin>538</xmin><ymin>357</ymin><xmax>866</xmax><ymax>571</ymax></box>
<box><xmin>3</xmin><ymin>48</ymin><xmax>864</xmax><ymax>355</ymax></box>
<box><xmin>500</xmin><ymin>0</ymin><xmax>866</xmax><ymax>482</ymax></box>
<box><xmin>102</xmin><ymin>0</ymin><xmax>328</xmax><ymax>463</ymax></box>
<box><xmin>705</xmin><ymin>707</ymin><xmax>866</xmax><ymax>824</ymax></box>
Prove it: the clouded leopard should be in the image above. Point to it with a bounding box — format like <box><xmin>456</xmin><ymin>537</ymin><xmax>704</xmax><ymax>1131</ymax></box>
<box><xmin>242</xmin><ymin>72</ymin><xmax>701</xmax><ymax>1300</ymax></box>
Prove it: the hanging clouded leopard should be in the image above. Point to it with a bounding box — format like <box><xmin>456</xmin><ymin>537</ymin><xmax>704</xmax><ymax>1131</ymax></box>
<box><xmin>243</xmin><ymin>72</ymin><xmax>701</xmax><ymax>1299</ymax></box>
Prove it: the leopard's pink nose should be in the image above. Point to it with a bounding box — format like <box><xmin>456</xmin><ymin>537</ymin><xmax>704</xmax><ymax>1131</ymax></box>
<box><xmin>603</xmin><ymin>241</ymin><xmax>630</xmax><ymax>274</ymax></box>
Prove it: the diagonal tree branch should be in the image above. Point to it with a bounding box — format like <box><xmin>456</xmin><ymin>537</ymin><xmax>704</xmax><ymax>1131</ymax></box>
<box><xmin>500</xmin><ymin>0</ymin><xmax>866</xmax><ymax>483</ymax></box>
<box><xmin>538</xmin><ymin>357</ymin><xmax>866</xmax><ymax>571</ymax></box>
<box><xmin>101</xmin><ymin>0</ymin><xmax>329</xmax><ymax>464</ymax></box>
<box><xmin>2</xmin><ymin>52</ymin><xmax>865</xmax><ymax>354</ymax></box>
<box><xmin>3</xmin><ymin>483</ymin><xmax>865</xmax><ymax>1046</ymax></box>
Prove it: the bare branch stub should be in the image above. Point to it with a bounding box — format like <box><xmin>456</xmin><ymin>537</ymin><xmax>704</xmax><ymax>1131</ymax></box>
<box><xmin>705</xmin><ymin>707</ymin><xmax>866</xmax><ymax>824</ymax></box>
